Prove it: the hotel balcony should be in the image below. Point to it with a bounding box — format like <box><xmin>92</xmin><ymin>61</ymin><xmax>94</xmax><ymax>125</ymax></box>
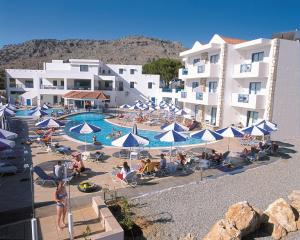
<box><xmin>232</xmin><ymin>62</ymin><xmax>269</xmax><ymax>78</ymax></box>
<box><xmin>178</xmin><ymin>63</ymin><xmax>219</xmax><ymax>79</ymax></box>
<box><xmin>40</xmin><ymin>85</ymin><xmax>64</xmax><ymax>90</ymax></box>
<box><xmin>178</xmin><ymin>90</ymin><xmax>217</xmax><ymax>105</ymax></box>
<box><xmin>231</xmin><ymin>93</ymin><xmax>266</xmax><ymax>109</ymax></box>
<box><xmin>9</xmin><ymin>83</ymin><xmax>33</xmax><ymax>91</ymax></box>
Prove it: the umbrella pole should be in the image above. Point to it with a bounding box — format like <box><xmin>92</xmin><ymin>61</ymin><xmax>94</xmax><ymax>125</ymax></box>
<box><xmin>85</xmin><ymin>135</ymin><xmax>87</xmax><ymax>153</ymax></box>
<box><xmin>228</xmin><ymin>138</ymin><xmax>230</xmax><ymax>151</ymax></box>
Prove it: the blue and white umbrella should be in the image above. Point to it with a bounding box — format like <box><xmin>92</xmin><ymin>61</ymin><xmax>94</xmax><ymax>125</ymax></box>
<box><xmin>70</xmin><ymin>122</ymin><xmax>101</xmax><ymax>152</ymax></box>
<box><xmin>0</xmin><ymin>107</ymin><xmax>16</xmax><ymax>117</ymax></box>
<box><xmin>112</xmin><ymin>132</ymin><xmax>149</xmax><ymax>148</ymax></box>
<box><xmin>191</xmin><ymin>129</ymin><xmax>223</xmax><ymax>142</ymax></box>
<box><xmin>35</xmin><ymin>118</ymin><xmax>65</xmax><ymax>128</ymax></box>
<box><xmin>69</xmin><ymin>122</ymin><xmax>101</xmax><ymax>134</ymax></box>
<box><xmin>242</xmin><ymin>125</ymin><xmax>269</xmax><ymax>136</ymax></box>
<box><xmin>161</xmin><ymin>122</ymin><xmax>189</xmax><ymax>132</ymax></box>
<box><xmin>29</xmin><ymin>106</ymin><xmax>38</xmax><ymax>111</ymax></box>
<box><xmin>120</xmin><ymin>104</ymin><xmax>131</xmax><ymax>109</ymax></box>
<box><xmin>175</xmin><ymin>109</ymin><xmax>188</xmax><ymax>116</ymax></box>
<box><xmin>255</xmin><ymin>120</ymin><xmax>277</xmax><ymax>131</ymax></box>
<box><xmin>0</xmin><ymin>129</ymin><xmax>18</xmax><ymax>140</ymax></box>
<box><xmin>155</xmin><ymin>130</ymin><xmax>188</xmax><ymax>160</ymax></box>
<box><xmin>5</xmin><ymin>104</ymin><xmax>17</xmax><ymax>112</ymax></box>
<box><xmin>257</xmin><ymin>123</ymin><xmax>277</xmax><ymax>132</ymax></box>
<box><xmin>216</xmin><ymin>126</ymin><xmax>244</xmax><ymax>151</ymax></box>
<box><xmin>129</xmin><ymin>105</ymin><xmax>142</xmax><ymax>110</ymax></box>
<box><xmin>0</xmin><ymin>138</ymin><xmax>15</xmax><ymax>150</ymax></box>
<box><xmin>42</xmin><ymin>103</ymin><xmax>52</xmax><ymax>109</ymax></box>
<box><xmin>29</xmin><ymin>109</ymin><xmax>48</xmax><ymax>117</ymax></box>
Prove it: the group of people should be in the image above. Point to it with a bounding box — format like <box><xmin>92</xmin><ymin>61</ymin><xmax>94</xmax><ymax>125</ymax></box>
<box><xmin>241</xmin><ymin>140</ymin><xmax>279</xmax><ymax>158</ymax></box>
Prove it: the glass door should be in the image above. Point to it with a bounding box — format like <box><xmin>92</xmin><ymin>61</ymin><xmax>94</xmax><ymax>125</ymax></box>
<box><xmin>208</xmin><ymin>81</ymin><xmax>218</xmax><ymax>93</ymax></box>
<box><xmin>247</xmin><ymin>111</ymin><xmax>259</xmax><ymax>126</ymax></box>
<box><xmin>249</xmin><ymin>82</ymin><xmax>261</xmax><ymax>94</ymax></box>
<box><xmin>210</xmin><ymin>107</ymin><xmax>217</xmax><ymax>125</ymax></box>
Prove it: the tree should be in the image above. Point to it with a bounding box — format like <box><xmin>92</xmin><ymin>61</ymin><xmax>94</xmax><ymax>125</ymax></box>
<box><xmin>142</xmin><ymin>58</ymin><xmax>183</xmax><ymax>86</ymax></box>
<box><xmin>0</xmin><ymin>68</ymin><xmax>5</xmax><ymax>90</ymax></box>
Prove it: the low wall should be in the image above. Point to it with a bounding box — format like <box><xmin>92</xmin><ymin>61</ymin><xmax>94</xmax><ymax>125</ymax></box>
<box><xmin>91</xmin><ymin>197</ymin><xmax>124</xmax><ymax>240</ymax></box>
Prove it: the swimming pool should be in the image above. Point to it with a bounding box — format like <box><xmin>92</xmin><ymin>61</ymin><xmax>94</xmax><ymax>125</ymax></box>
<box><xmin>16</xmin><ymin>108</ymin><xmax>62</xmax><ymax>116</ymax></box>
<box><xmin>65</xmin><ymin>113</ymin><xmax>204</xmax><ymax>148</ymax></box>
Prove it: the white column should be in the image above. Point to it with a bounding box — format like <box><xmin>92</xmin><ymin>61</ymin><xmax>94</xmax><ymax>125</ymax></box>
<box><xmin>91</xmin><ymin>77</ymin><xmax>94</xmax><ymax>91</ymax></box>
<box><xmin>64</xmin><ymin>78</ymin><xmax>67</xmax><ymax>91</ymax></box>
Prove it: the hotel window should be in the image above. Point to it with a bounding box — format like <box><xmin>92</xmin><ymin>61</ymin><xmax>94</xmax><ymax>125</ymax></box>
<box><xmin>130</xmin><ymin>69</ymin><xmax>135</xmax><ymax>74</ymax></box>
<box><xmin>252</xmin><ymin>52</ymin><xmax>264</xmax><ymax>62</ymax></box>
<box><xmin>130</xmin><ymin>82</ymin><xmax>134</xmax><ymax>88</ymax></box>
<box><xmin>80</xmin><ymin>65</ymin><xmax>89</xmax><ymax>72</ymax></box>
<box><xmin>25</xmin><ymin>80</ymin><xmax>33</xmax><ymax>88</ymax></box>
<box><xmin>118</xmin><ymin>82</ymin><xmax>124</xmax><ymax>91</ymax></box>
<box><xmin>119</xmin><ymin>69</ymin><xmax>124</xmax><ymax>74</ymax></box>
<box><xmin>210</xmin><ymin>54</ymin><xmax>219</xmax><ymax>64</ymax></box>
<box><xmin>102</xmin><ymin>69</ymin><xmax>105</xmax><ymax>74</ymax></box>
<box><xmin>247</xmin><ymin>111</ymin><xmax>259</xmax><ymax>126</ymax></box>
<box><xmin>105</xmin><ymin>81</ymin><xmax>110</xmax><ymax>89</ymax></box>
<box><xmin>193</xmin><ymin>58</ymin><xmax>200</xmax><ymax>65</ymax></box>
<box><xmin>249</xmin><ymin>82</ymin><xmax>261</xmax><ymax>94</ymax></box>
<box><xmin>148</xmin><ymin>82</ymin><xmax>152</xmax><ymax>89</ymax></box>
<box><xmin>208</xmin><ymin>81</ymin><xmax>218</xmax><ymax>93</ymax></box>
<box><xmin>53</xmin><ymin>80</ymin><xmax>57</xmax><ymax>86</ymax></box>
<box><xmin>61</xmin><ymin>80</ymin><xmax>64</xmax><ymax>86</ymax></box>
<box><xmin>192</xmin><ymin>82</ymin><xmax>199</xmax><ymax>89</ymax></box>
<box><xmin>108</xmin><ymin>70</ymin><xmax>111</xmax><ymax>74</ymax></box>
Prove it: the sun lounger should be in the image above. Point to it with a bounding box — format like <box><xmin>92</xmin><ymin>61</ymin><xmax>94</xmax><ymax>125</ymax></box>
<box><xmin>222</xmin><ymin>151</ymin><xmax>231</xmax><ymax>166</ymax></box>
<box><xmin>33</xmin><ymin>166</ymin><xmax>56</xmax><ymax>186</ymax></box>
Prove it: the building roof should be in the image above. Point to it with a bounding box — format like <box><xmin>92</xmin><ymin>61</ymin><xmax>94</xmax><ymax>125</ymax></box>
<box><xmin>220</xmin><ymin>36</ymin><xmax>247</xmax><ymax>44</ymax></box>
<box><xmin>63</xmin><ymin>91</ymin><xmax>110</xmax><ymax>100</ymax></box>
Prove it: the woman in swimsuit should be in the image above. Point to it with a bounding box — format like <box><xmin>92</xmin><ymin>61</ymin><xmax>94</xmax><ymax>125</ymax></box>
<box><xmin>55</xmin><ymin>181</ymin><xmax>68</xmax><ymax>230</ymax></box>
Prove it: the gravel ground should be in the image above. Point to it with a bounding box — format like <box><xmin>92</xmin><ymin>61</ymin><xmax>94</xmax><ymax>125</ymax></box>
<box><xmin>131</xmin><ymin>139</ymin><xmax>300</xmax><ymax>240</ymax></box>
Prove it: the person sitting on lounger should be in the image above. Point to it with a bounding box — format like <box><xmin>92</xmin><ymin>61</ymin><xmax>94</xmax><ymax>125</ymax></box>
<box><xmin>117</xmin><ymin>161</ymin><xmax>131</xmax><ymax>180</ymax></box>
<box><xmin>72</xmin><ymin>153</ymin><xmax>85</xmax><ymax>175</ymax></box>
<box><xmin>159</xmin><ymin>154</ymin><xmax>167</xmax><ymax>170</ymax></box>
<box><xmin>141</xmin><ymin>159</ymin><xmax>156</xmax><ymax>175</ymax></box>
<box><xmin>210</xmin><ymin>149</ymin><xmax>222</xmax><ymax>163</ymax></box>
<box><xmin>176</xmin><ymin>153</ymin><xmax>186</xmax><ymax>169</ymax></box>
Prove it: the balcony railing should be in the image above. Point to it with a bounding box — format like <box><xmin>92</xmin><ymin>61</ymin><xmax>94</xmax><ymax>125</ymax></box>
<box><xmin>68</xmin><ymin>87</ymin><xmax>91</xmax><ymax>90</ymax></box>
<box><xmin>197</xmin><ymin>65</ymin><xmax>205</xmax><ymax>73</ymax></box>
<box><xmin>182</xmin><ymin>68</ymin><xmax>188</xmax><ymax>75</ymax></box>
<box><xmin>237</xmin><ymin>94</ymin><xmax>249</xmax><ymax>103</ymax></box>
<box><xmin>181</xmin><ymin>91</ymin><xmax>187</xmax><ymax>98</ymax></box>
<box><xmin>240</xmin><ymin>64</ymin><xmax>252</xmax><ymax>73</ymax></box>
<box><xmin>41</xmin><ymin>85</ymin><xmax>64</xmax><ymax>90</ymax></box>
<box><xmin>97</xmin><ymin>87</ymin><xmax>113</xmax><ymax>91</ymax></box>
<box><xmin>196</xmin><ymin>92</ymin><xmax>203</xmax><ymax>100</ymax></box>
<box><xmin>162</xmin><ymin>88</ymin><xmax>172</xmax><ymax>92</ymax></box>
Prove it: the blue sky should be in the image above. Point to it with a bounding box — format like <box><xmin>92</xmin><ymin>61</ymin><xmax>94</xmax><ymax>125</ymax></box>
<box><xmin>0</xmin><ymin>0</ymin><xmax>299</xmax><ymax>48</ymax></box>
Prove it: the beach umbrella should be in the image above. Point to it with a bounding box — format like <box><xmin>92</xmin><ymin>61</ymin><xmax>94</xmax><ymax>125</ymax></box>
<box><xmin>29</xmin><ymin>109</ymin><xmax>48</xmax><ymax>117</ymax></box>
<box><xmin>0</xmin><ymin>107</ymin><xmax>16</xmax><ymax>117</ymax></box>
<box><xmin>175</xmin><ymin>109</ymin><xmax>188</xmax><ymax>116</ymax></box>
<box><xmin>42</xmin><ymin>103</ymin><xmax>52</xmax><ymax>109</ymax></box>
<box><xmin>191</xmin><ymin>129</ymin><xmax>223</xmax><ymax>155</ymax></box>
<box><xmin>257</xmin><ymin>123</ymin><xmax>277</xmax><ymax>132</ymax></box>
<box><xmin>242</xmin><ymin>125</ymin><xmax>269</xmax><ymax>136</ymax></box>
<box><xmin>112</xmin><ymin>132</ymin><xmax>149</xmax><ymax>148</ymax></box>
<box><xmin>0</xmin><ymin>128</ymin><xmax>18</xmax><ymax>140</ymax></box>
<box><xmin>255</xmin><ymin>120</ymin><xmax>277</xmax><ymax>131</ymax></box>
<box><xmin>155</xmin><ymin>130</ymin><xmax>188</xmax><ymax>160</ymax></box>
<box><xmin>35</xmin><ymin>118</ymin><xmax>65</xmax><ymax>128</ymax></box>
<box><xmin>159</xmin><ymin>100</ymin><xmax>166</xmax><ymax>106</ymax></box>
<box><xmin>216</xmin><ymin>126</ymin><xmax>244</xmax><ymax>150</ymax></box>
<box><xmin>5</xmin><ymin>104</ymin><xmax>17</xmax><ymax>112</ymax></box>
<box><xmin>161</xmin><ymin>122</ymin><xmax>189</xmax><ymax>132</ymax></box>
<box><xmin>0</xmin><ymin>138</ymin><xmax>15</xmax><ymax>150</ymax></box>
<box><xmin>120</xmin><ymin>104</ymin><xmax>131</xmax><ymax>109</ymax></box>
<box><xmin>129</xmin><ymin>105</ymin><xmax>141</xmax><ymax>110</ymax></box>
<box><xmin>69</xmin><ymin>122</ymin><xmax>101</xmax><ymax>152</ymax></box>
<box><xmin>29</xmin><ymin>106</ymin><xmax>38</xmax><ymax>111</ymax></box>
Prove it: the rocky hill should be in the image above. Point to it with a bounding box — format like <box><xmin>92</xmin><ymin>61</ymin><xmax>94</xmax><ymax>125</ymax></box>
<box><xmin>0</xmin><ymin>36</ymin><xmax>185</xmax><ymax>69</ymax></box>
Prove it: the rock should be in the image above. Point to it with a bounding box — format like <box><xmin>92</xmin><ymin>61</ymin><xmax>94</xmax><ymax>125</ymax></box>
<box><xmin>224</xmin><ymin>201</ymin><xmax>261</xmax><ymax>237</ymax></box>
<box><xmin>203</xmin><ymin>219</ymin><xmax>241</xmax><ymax>240</ymax></box>
<box><xmin>179</xmin><ymin>233</ymin><xmax>195</xmax><ymax>240</ymax></box>
<box><xmin>288</xmin><ymin>191</ymin><xmax>300</xmax><ymax>230</ymax></box>
<box><xmin>264</xmin><ymin>198</ymin><xmax>297</xmax><ymax>239</ymax></box>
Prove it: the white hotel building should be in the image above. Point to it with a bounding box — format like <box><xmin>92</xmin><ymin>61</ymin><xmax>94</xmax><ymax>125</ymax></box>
<box><xmin>158</xmin><ymin>34</ymin><xmax>300</xmax><ymax>139</ymax></box>
<box><xmin>5</xmin><ymin>59</ymin><xmax>160</xmax><ymax>108</ymax></box>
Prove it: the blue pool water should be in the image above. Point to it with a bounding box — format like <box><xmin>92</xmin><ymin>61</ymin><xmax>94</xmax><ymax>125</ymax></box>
<box><xmin>65</xmin><ymin>113</ymin><xmax>204</xmax><ymax>148</ymax></box>
<box><xmin>16</xmin><ymin>108</ymin><xmax>62</xmax><ymax>116</ymax></box>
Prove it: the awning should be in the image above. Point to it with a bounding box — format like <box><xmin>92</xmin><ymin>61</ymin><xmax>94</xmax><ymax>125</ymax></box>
<box><xmin>63</xmin><ymin>91</ymin><xmax>110</xmax><ymax>101</ymax></box>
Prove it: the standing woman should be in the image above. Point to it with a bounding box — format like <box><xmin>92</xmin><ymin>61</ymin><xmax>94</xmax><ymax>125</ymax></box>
<box><xmin>55</xmin><ymin>181</ymin><xmax>68</xmax><ymax>230</ymax></box>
